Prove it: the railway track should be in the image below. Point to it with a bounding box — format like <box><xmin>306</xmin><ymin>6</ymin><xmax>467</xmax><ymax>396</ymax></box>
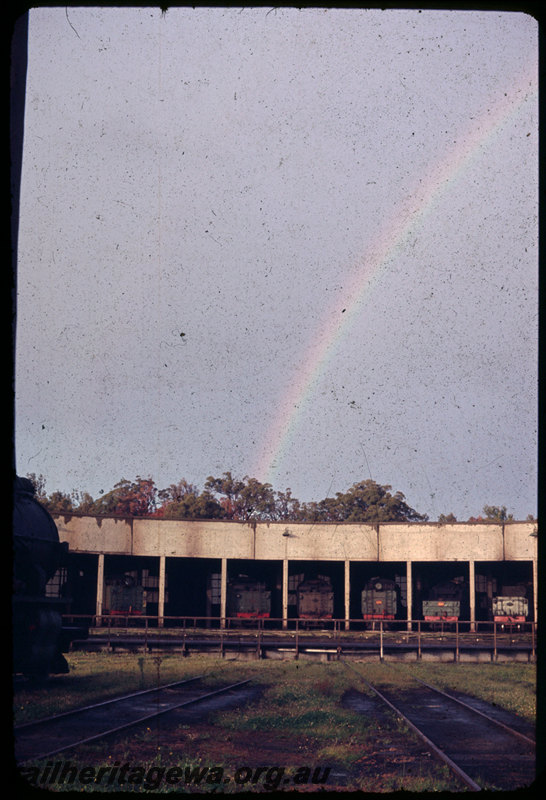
<box><xmin>15</xmin><ymin>676</ymin><xmax>252</xmax><ymax>764</ymax></box>
<box><xmin>342</xmin><ymin>661</ymin><xmax>536</xmax><ymax>791</ymax></box>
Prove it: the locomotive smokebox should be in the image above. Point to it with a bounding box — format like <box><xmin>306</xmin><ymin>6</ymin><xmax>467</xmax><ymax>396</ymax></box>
<box><xmin>13</xmin><ymin>476</ymin><xmax>67</xmax><ymax>596</ymax></box>
<box><xmin>12</xmin><ymin>475</ymin><xmax>71</xmax><ymax>679</ymax></box>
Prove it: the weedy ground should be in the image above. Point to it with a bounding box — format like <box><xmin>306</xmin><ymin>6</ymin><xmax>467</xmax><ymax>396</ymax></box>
<box><xmin>13</xmin><ymin>654</ymin><xmax>536</xmax><ymax>793</ymax></box>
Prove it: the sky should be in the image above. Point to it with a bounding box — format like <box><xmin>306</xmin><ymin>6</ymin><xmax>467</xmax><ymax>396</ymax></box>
<box><xmin>13</xmin><ymin>6</ymin><xmax>538</xmax><ymax>521</ymax></box>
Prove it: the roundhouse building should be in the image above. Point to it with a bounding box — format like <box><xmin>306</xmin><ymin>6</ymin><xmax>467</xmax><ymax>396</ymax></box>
<box><xmin>51</xmin><ymin>515</ymin><xmax>538</xmax><ymax>628</ymax></box>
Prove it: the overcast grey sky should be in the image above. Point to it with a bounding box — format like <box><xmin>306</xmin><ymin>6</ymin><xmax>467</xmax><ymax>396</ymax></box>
<box><xmin>14</xmin><ymin>7</ymin><xmax>538</xmax><ymax>520</ymax></box>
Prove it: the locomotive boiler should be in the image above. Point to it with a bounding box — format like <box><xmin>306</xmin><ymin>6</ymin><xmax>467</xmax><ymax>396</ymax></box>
<box><xmin>12</xmin><ymin>475</ymin><xmax>86</xmax><ymax>679</ymax></box>
<box><xmin>296</xmin><ymin>577</ymin><xmax>334</xmax><ymax>620</ymax></box>
<box><xmin>361</xmin><ymin>577</ymin><xmax>398</xmax><ymax>625</ymax></box>
<box><xmin>226</xmin><ymin>576</ymin><xmax>271</xmax><ymax>618</ymax></box>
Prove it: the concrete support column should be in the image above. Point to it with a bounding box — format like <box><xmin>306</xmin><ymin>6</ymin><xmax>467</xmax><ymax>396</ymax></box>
<box><xmin>406</xmin><ymin>560</ymin><xmax>412</xmax><ymax>631</ymax></box>
<box><xmin>96</xmin><ymin>553</ymin><xmax>104</xmax><ymax>623</ymax></box>
<box><xmin>282</xmin><ymin>559</ymin><xmax>288</xmax><ymax>629</ymax></box>
<box><xmin>469</xmin><ymin>560</ymin><xmax>476</xmax><ymax>631</ymax></box>
<box><xmin>158</xmin><ymin>555</ymin><xmax>166</xmax><ymax>628</ymax></box>
<box><xmin>220</xmin><ymin>557</ymin><xmax>227</xmax><ymax>629</ymax></box>
<box><xmin>344</xmin><ymin>559</ymin><xmax>351</xmax><ymax>630</ymax></box>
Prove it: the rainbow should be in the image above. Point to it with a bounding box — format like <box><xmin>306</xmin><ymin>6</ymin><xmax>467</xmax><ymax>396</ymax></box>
<box><xmin>254</xmin><ymin>61</ymin><xmax>537</xmax><ymax>489</ymax></box>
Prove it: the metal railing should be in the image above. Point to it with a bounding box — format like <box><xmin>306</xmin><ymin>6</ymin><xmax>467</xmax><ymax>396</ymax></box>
<box><xmin>62</xmin><ymin>614</ymin><xmax>536</xmax><ymax>661</ymax></box>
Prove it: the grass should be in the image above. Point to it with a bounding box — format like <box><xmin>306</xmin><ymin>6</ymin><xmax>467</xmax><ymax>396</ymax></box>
<box><xmin>14</xmin><ymin>654</ymin><xmax>536</xmax><ymax>793</ymax></box>
<box><xmin>404</xmin><ymin>661</ymin><xmax>536</xmax><ymax>722</ymax></box>
<box><xmin>191</xmin><ymin>661</ymin><xmax>460</xmax><ymax>792</ymax></box>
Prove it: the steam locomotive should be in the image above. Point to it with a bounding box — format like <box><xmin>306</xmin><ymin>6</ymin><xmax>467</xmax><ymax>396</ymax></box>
<box><xmin>104</xmin><ymin>575</ymin><xmax>144</xmax><ymax>616</ymax></box>
<box><xmin>12</xmin><ymin>476</ymin><xmax>86</xmax><ymax>680</ymax></box>
<box><xmin>227</xmin><ymin>576</ymin><xmax>271</xmax><ymax>618</ymax></box>
<box><xmin>492</xmin><ymin>585</ymin><xmax>529</xmax><ymax>628</ymax></box>
<box><xmin>297</xmin><ymin>577</ymin><xmax>334</xmax><ymax>620</ymax></box>
<box><xmin>224</xmin><ymin>575</ymin><xmax>335</xmax><ymax>621</ymax></box>
<box><xmin>361</xmin><ymin>577</ymin><xmax>398</xmax><ymax>625</ymax></box>
<box><xmin>422</xmin><ymin>579</ymin><xmax>464</xmax><ymax>625</ymax></box>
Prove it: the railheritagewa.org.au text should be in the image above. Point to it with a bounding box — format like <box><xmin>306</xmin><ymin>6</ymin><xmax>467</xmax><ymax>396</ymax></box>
<box><xmin>20</xmin><ymin>761</ymin><xmax>332</xmax><ymax>790</ymax></box>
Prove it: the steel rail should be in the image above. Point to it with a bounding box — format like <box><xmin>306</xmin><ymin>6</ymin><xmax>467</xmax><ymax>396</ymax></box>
<box><xmin>14</xmin><ymin>675</ymin><xmax>204</xmax><ymax>730</ymax></box>
<box><xmin>410</xmin><ymin>675</ymin><xmax>535</xmax><ymax>746</ymax></box>
<box><xmin>342</xmin><ymin>661</ymin><xmax>482</xmax><ymax>791</ymax></box>
<box><xmin>17</xmin><ymin>679</ymin><xmax>251</xmax><ymax>764</ymax></box>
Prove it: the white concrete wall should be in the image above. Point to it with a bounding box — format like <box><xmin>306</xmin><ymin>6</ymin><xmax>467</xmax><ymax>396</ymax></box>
<box><xmin>54</xmin><ymin>514</ymin><xmax>133</xmax><ymax>554</ymax></box>
<box><xmin>53</xmin><ymin>514</ymin><xmax>537</xmax><ymax>563</ymax></box>
<box><xmin>504</xmin><ymin>522</ymin><xmax>538</xmax><ymax>560</ymax></box>
<box><xmin>133</xmin><ymin>519</ymin><xmax>256</xmax><ymax>559</ymax></box>
<box><xmin>379</xmin><ymin>523</ymin><xmax>505</xmax><ymax>561</ymax></box>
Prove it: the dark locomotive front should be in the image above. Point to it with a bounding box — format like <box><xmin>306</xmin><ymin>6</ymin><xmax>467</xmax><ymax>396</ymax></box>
<box><xmin>227</xmin><ymin>576</ymin><xmax>271</xmax><ymax>618</ymax></box>
<box><xmin>104</xmin><ymin>574</ymin><xmax>144</xmax><ymax>616</ymax></box>
<box><xmin>12</xmin><ymin>475</ymin><xmax>85</xmax><ymax>679</ymax></box>
<box><xmin>296</xmin><ymin>577</ymin><xmax>334</xmax><ymax>620</ymax></box>
<box><xmin>361</xmin><ymin>577</ymin><xmax>398</xmax><ymax>624</ymax></box>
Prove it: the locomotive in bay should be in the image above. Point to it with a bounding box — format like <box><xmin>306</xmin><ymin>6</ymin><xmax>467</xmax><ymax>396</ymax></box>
<box><xmin>361</xmin><ymin>577</ymin><xmax>398</xmax><ymax>626</ymax></box>
<box><xmin>104</xmin><ymin>574</ymin><xmax>144</xmax><ymax>616</ymax></box>
<box><xmin>296</xmin><ymin>577</ymin><xmax>334</xmax><ymax>620</ymax></box>
<box><xmin>422</xmin><ymin>579</ymin><xmax>464</xmax><ymax>625</ymax></box>
<box><xmin>226</xmin><ymin>576</ymin><xmax>271</xmax><ymax>619</ymax></box>
<box><xmin>492</xmin><ymin>585</ymin><xmax>529</xmax><ymax>628</ymax></box>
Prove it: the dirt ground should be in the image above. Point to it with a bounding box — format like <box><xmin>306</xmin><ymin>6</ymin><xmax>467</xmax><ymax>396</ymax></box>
<box><xmin>74</xmin><ymin>687</ymin><xmax>452</xmax><ymax>792</ymax></box>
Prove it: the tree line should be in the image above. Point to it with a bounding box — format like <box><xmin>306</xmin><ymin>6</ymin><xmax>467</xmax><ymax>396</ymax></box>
<box><xmin>25</xmin><ymin>472</ymin><xmax>533</xmax><ymax>525</ymax></box>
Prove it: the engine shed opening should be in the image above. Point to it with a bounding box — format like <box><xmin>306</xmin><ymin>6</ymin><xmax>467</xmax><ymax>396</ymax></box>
<box><xmin>102</xmin><ymin>554</ymin><xmax>161</xmax><ymax>618</ymax></box>
<box><xmin>165</xmin><ymin>557</ymin><xmax>222</xmax><ymax>623</ymax></box>
<box><xmin>474</xmin><ymin>560</ymin><xmax>535</xmax><ymax>622</ymax></box>
<box><xmin>60</xmin><ymin>553</ymin><xmax>98</xmax><ymax>616</ymax></box>
<box><xmin>225</xmin><ymin>559</ymin><xmax>282</xmax><ymax>620</ymax></box>
<box><xmin>349</xmin><ymin>561</ymin><xmax>407</xmax><ymax>621</ymax></box>
<box><xmin>288</xmin><ymin>560</ymin><xmax>345</xmax><ymax>620</ymax></box>
<box><xmin>412</xmin><ymin>562</ymin><xmax>470</xmax><ymax>622</ymax></box>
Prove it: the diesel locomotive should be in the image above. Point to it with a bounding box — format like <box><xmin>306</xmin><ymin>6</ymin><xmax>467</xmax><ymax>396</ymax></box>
<box><xmin>12</xmin><ymin>475</ymin><xmax>86</xmax><ymax>679</ymax></box>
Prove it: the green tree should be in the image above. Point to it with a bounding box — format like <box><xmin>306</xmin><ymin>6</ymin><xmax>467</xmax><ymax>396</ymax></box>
<box><xmin>301</xmin><ymin>496</ymin><xmax>341</xmax><ymax>523</ymax></box>
<box><xmin>25</xmin><ymin>473</ymin><xmax>48</xmax><ymax>504</ymax></box>
<box><xmin>71</xmin><ymin>490</ymin><xmax>95</xmax><ymax>513</ymax></box>
<box><xmin>204</xmin><ymin>472</ymin><xmax>277</xmax><ymax>521</ymax></box>
<box><xmin>273</xmin><ymin>488</ymin><xmax>303</xmax><ymax>521</ymax></box>
<box><xmin>438</xmin><ymin>512</ymin><xmax>457</xmax><ymax>524</ymax></box>
<box><xmin>204</xmin><ymin>472</ymin><xmax>246</xmax><ymax>516</ymax></box>
<box><xmin>483</xmin><ymin>505</ymin><xmax>514</xmax><ymax>522</ymax></box>
<box><xmin>91</xmin><ymin>477</ymin><xmax>157</xmax><ymax>517</ymax></box>
<box><xmin>160</xmin><ymin>490</ymin><xmax>224</xmax><ymax>520</ymax></box>
<box><xmin>239</xmin><ymin>477</ymin><xmax>277</xmax><ymax>521</ymax></box>
<box><xmin>43</xmin><ymin>490</ymin><xmax>74</xmax><ymax>514</ymax></box>
<box><xmin>469</xmin><ymin>505</ymin><xmax>514</xmax><ymax>523</ymax></box>
<box><xmin>301</xmin><ymin>480</ymin><xmax>427</xmax><ymax>524</ymax></box>
<box><xmin>157</xmin><ymin>479</ymin><xmax>199</xmax><ymax>505</ymax></box>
